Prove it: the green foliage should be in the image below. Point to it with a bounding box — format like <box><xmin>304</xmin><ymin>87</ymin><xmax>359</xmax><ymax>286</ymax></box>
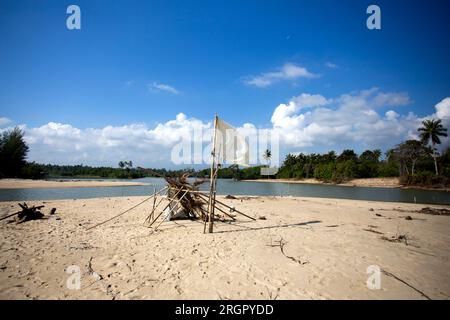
<box><xmin>26</xmin><ymin>163</ymin><xmax>193</xmax><ymax>179</ymax></box>
<box><xmin>399</xmin><ymin>172</ymin><xmax>449</xmax><ymax>187</ymax></box>
<box><xmin>196</xmin><ymin>165</ymin><xmax>262</xmax><ymax>180</ymax></box>
<box><xmin>0</xmin><ymin>127</ymin><xmax>29</xmax><ymax>178</ymax></box>
<box><xmin>418</xmin><ymin>119</ymin><xmax>448</xmax><ymax>146</ymax></box>
<box><xmin>314</xmin><ymin>163</ymin><xmax>334</xmax><ymax>181</ymax></box>
<box><xmin>333</xmin><ymin>160</ymin><xmax>357</xmax><ymax>183</ymax></box>
<box><xmin>21</xmin><ymin>162</ymin><xmax>46</xmax><ymax>179</ymax></box>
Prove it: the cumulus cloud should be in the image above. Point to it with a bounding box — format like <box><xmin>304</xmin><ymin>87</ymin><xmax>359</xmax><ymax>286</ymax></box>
<box><xmin>243</xmin><ymin>63</ymin><xmax>319</xmax><ymax>88</ymax></box>
<box><xmin>1</xmin><ymin>91</ymin><xmax>449</xmax><ymax>167</ymax></box>
<box><xmin>270</xmin><ymin>88</ymin><xmax>448</xmax><ymax>152</ymax></box>
<box><xmin>148</xmin><ymin>82</ymin><xmax>180</xmax><ymax>95</ymax></box>
<box><xmin>435</xmin><ymin>97</ymin><xmax>450</xmax><ymax>120</ymax></box>
<box><xmin>15</xmin><ymin>113</ymin><xmax>211</xmax><ymax>167</ymax></box>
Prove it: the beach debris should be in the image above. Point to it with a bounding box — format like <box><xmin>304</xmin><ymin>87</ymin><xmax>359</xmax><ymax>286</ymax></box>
<box><xmin>225</xmin><ymin>195</ymin><xmax>237</xmax><ymax>199</ymax></box>
<box><xmin>381</xmin><ymin>233</ymin><xmax>409</xmax><ymax>245</ymax></box>
<box><xmin>0</xmin><ymin>203</ymin><xmax>46</xmax><ymax>224</ymax></box>
<box><xmin>369</xmin><ymin>208</ymin><xmax>374</xmax><ymax>211</ymax></box>
<box><xmin>363</xmin><ymin>228</ymin><xmax>383</xmax><ymax>235</ymax></box>
<box><xmin>87</xmin><ymin>257</ymin><xmax>103</xmax><ymax>281</ymax></box>
<box><xmin>375</xmin><ymin>213</ymin><xmax>383</xmax><ymax>217</ymax></box>
<box><xmin>418</xmin><ymin>207</ymin><xmax>450</xmax><ymax>216</ymax></box>
<box><xmin>258</xmin><ymin>216</ymin><xmax>267</xmax><ymax>220</ymax></box>
<box><xmin>267</xmin><ymin>237</ymin><xmax>308</xmax><ymax>265</ymax></box>
<box><xmin>16</xmin><ymin>203</ymin><xmax>45</xmax><ymax>224</ymax></box>
<box><xmin>382</xmin><ymin>269</ymin><xmax>431</xmax><ymax>300</ymax></box>
<box><xmin>405</xmin><ymin>215</ymin><xmax>413</xmax><ymax>220</ymax></box>
<box><xmin>87</xmin><ymin>173</ymin><xmax>254</xmax><ymax>234</ymax></box>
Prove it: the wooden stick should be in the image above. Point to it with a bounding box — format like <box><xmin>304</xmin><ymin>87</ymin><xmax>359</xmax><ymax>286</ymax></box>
<box><xmin>87</xmin><ymin>187</ymin><xmax>167</xmax><ymax>231</ymax></box>
<box><xmin>206</xmin><ymin>114</ymin><xmax>219</xmax><ymax>233</ymax></box>
<box><xmin>382</xmin><ymin>270</ymin><xmax>431</xmax><ymax>300</ymax></box>
<box><xmin>152</xmin><ymin>189</ymin><xmax>190</xmax><ymax>231</ymax></box>
<box><xmin>197</xmin><ymin>192</ymin><xmax>255</xmax><ymax>221</ymax></box>
<box><xmin>211</xmin><ymin>203</ymin><xmax>236</xmax><ymax>221</ymax></box>
<box><xmin>0</xmin><ymin>211</ymin><xmax>20</xmax><ymax>221</ymax></box>
<box><xmin>146</xmin><ymin>188</ymin><xmax>187</xmax><ymax>228</ymax></box>
<box><xmin>144</xmin><ymin>187</ymin><xmax>167</xmax><ymax>224</ymax></box>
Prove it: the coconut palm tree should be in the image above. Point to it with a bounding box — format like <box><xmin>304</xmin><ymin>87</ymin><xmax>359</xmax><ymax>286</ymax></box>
<box><xmin>418</xmin><ymin>119</ymin><xmax>448</xmax><ymax>175</ymax></box>
<box><xmin>263</xmin><ymin>149</ymin><xmax>272</xmax><ymax>179</ymax></box>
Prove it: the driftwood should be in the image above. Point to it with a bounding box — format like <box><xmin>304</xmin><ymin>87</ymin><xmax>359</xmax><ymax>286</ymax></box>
<box><xmin>418</xmin><ymin>207</ymin><xmax>450</xmax><ymax>216</ymax></box>
<box><xmin>1</xmin><ymin>203</ymin><xmax>46</xmax><ymax>224</ymax></box>
<box><xmin>164</xmin><ymin>173</ymin><xmax>208</xmax><ymax>220</ymax></box>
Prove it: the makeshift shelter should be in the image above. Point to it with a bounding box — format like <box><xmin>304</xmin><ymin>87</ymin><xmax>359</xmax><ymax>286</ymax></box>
<box><xmin>87</xmin><ymin>115</ymin><xmax>254</xmax><ymax>234</ymax></box>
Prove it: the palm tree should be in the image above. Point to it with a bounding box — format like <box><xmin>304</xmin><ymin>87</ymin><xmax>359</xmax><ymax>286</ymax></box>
<box><xmin>418</xmin><ymin>119</ymin><xmax>448</xmax><ymax>175</ymax></box>
<box><xmin>263</xmin><ymin>149</ymin><xmax>272</xmax><ymax>179</ymax></box>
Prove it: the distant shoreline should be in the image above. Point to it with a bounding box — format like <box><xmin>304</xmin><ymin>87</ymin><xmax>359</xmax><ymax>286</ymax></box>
<box><xmin>0</xmin><ymin>179</ymin><xmax>147</xmax><ymax>189</ymax></box>
<box><xmin>243</xmin><ymin>177</ymin><xmax>450</xmax><ymax>192</ymax></box>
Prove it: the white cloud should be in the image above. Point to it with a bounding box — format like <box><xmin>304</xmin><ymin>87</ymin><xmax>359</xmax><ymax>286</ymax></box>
<box><xmin>325</xmin><ymin>62</ymin><xmax>338</xmax><ymax>69</ymax></box>
<box><xmin>2</xmin><ymin>92</ymin><xmax>449</xmax><ymax>167</ymax></box>
<box><xmin>16</xmin><ymin>113</ymin><xmax>211</xmax><ymax>167</ymax></box>
<box><xmin>435</xmin><ymin>97</ymin><xmax>450</xmax><ymax>120</ymax></box>
<box><xmin>148</xmin><ymin>82</ymin><xmax>180</xmax><ymax>95</ymax></box>
<box><xmin>243</xmin><ymin>63</ymin><xmax>319</xmax><ymax>88</ymax></box>
<box><xmin>0</xmin><ymin>117</ymin><xmax>12</xmax><ymax>127</ymax></box>
<box><xmin>270</xmin><ymin>88</ymin><xmax>444</xmax><ymax>151</ymax></box>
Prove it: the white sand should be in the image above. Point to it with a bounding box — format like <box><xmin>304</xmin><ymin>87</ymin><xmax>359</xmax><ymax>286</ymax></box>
<box><xmin>0</xmin><ymin>196</ymin><xmax>449</xmax><ymax>300</ymax></box>
<box><xmin>0</xmin><ymin>179</ymin><xmax>147</xmax><ymax>189</ymax></box>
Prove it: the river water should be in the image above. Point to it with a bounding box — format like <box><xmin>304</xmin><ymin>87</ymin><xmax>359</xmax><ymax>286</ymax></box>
<box><xmin>0</xmin><ymin>178</ymin><xmax>449</xmax><ymax>205</ymax></box>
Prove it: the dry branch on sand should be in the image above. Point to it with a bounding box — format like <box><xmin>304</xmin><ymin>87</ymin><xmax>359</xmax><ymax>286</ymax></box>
<box><xmin>0</xmin><ymin>202</ymin><xmax>47</xmax><ymax>224</ymax></box>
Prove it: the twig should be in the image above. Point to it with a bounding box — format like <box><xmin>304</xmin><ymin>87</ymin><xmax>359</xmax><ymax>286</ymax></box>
<box><xmin>382</xmin><ymin>270</ymin><xmax>431</xmax><ymax>300</ymax></box>
<box><xmin>87</xmin><ymin>188</ymin><xmax>166</xmax><ymax>231</ymax></box>
<box><xmin>267</xmin><ymin>237</ymin><xmax>308</xmax><ymax>265</ymax></box>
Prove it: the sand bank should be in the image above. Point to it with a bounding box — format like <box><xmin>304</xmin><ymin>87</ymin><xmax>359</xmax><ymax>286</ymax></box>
<box><xmin>245</xmin><ymin>177</ymin><xmax>400</xmax><ymax>188</ymax></box>
<box><xmin>0</xmin><ymin>179</ymin><xmax>147</xmax><ymax>189</ymax></box>
<box><xmin>0</xmin><ymin>195</ymin><xmax>449</xmax><ymax>299</ymax></box>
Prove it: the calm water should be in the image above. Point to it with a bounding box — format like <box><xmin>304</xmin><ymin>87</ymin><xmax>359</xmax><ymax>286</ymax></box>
<box><xmin>0</xmin><ymin>178</ymin><xmax>449</xmax><ymax>205</ymax></box>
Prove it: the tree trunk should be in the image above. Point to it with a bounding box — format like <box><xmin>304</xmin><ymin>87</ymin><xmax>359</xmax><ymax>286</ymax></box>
<box><xmin>432</xmin><ymin>142</ymin><xmax>438</xmax><ymax>175</ymax></box>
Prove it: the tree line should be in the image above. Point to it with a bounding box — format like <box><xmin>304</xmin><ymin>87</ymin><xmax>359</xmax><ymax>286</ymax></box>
<box><xmin>0</xmin><ymin>128</ymin><xmax>193</xmax><ymax>179</ymax></box>
<box><xmin>0</xmin><ymin>119</ymin><xmax>448</xmax><ymax>187</ymax></box>
<box><xmin>196</xmin><ymin>119</ymin><xmax>450</xmax><ymax>187</ymax></box>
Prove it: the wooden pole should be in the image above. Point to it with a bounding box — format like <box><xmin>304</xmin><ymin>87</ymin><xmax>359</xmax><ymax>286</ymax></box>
<box><xmin>146</xmin><ymin>187</ymin><xmax>185</xmax><ymax>228</ymax></box>
<box><xmin>206</xmin><ymin>114</ymin><xmax>218</xmax><ymax>233</ymax></box>
<box><xmin>196</xmin><ymin>192</ymin><xmax>255</xmax><ymax>221</ymax></box>
<box><xmin>87</xmin><ymin>187</ymin><xmax>167</xmax><ymax>231</ymax></box>
<box><xmin>152</xmin><ymin>189</ymin><xmax>190</xmax><ymax>231</ymax></box>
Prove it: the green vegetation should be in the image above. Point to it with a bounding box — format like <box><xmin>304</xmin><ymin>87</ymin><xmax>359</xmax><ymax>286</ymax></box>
<box><xmin>418</xmin><ymin>119</ymin><xmax>448</xmax><ymax>174</ymax></box>
<box><xmin>196</xmin><ymin>164</ymin><xmax>263</xmax><ymax>180</ymax></box>
<box><xmin>27</xmin><ymin>164</ymin><xmax>194</xmax><ymax>179</ymax></box>
<box><xmin>0</xmin><ymin>119</ymin><xmax>448</xmax><ymax>189</ymax></box>
<box><xmin>206</xmin><ymin>119</ymin><xmax>450</xmax><ymax>188</ymax></box>
<box><xmin>0</xmin><ymin>127</ymin><xmax>29</xmax><ymax>178</ymax></box>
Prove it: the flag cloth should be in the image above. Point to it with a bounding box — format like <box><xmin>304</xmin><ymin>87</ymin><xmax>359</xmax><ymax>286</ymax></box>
<box><xmin>215</xmin><ymin>118</ymin><xmax>249</xmax><ymax>167</ymax></box>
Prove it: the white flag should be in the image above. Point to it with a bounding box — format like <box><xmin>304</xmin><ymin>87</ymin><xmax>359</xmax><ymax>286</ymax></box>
<box><xmin>214</xmin><ymin>118</ymin><xmax>249</xmax><ymax>167</ymax></box>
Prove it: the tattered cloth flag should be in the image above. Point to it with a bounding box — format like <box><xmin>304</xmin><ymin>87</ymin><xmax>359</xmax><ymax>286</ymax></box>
<box><xmin>215</xmin><ymin>118</ymin><xmax>249</xmax><ymax>167</ymax></box>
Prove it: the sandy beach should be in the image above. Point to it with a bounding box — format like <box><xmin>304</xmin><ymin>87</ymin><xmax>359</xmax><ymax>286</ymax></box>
<box><xmin>0</xmin><ymin>179</ymin><xmax>147</xmax><ymax>189</ymax></box>
<box><xmin>244</xmin><ymin>177</ymin><xmax>400</xmax><ymax>188</ymax></box>
<box><xmin>0</xmin><ymin>195</ymin><xmax>449</xmax><ymax>300</ymax></box>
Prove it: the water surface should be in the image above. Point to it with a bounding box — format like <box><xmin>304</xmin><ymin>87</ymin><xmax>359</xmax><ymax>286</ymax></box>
<box><xmin>0</xmin><ymin>178</ymin><xmax>449</xmax><ymax>205</ymax></box>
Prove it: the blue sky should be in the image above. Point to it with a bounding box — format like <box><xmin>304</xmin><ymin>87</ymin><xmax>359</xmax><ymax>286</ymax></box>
<box><xmin>1</xmin><ymin>0</ymin><xmax>450</xmax><ymax>167</ymax></box>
